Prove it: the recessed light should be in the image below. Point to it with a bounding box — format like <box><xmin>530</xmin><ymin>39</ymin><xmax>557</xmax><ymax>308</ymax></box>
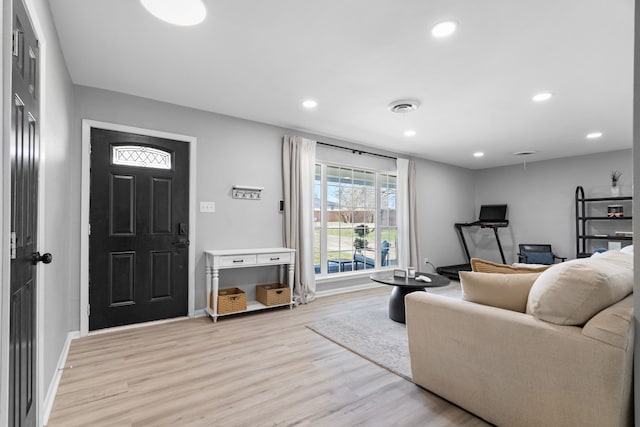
<box><xmin>473</xmin><ymin>152</ymin><xmax>484</xmax><ymax>158</ymax></box>
<box><xmin>432</xmin><ymin>21</ymin><xmax>457</xmax><ymax>38</ymax></box>
<box><xmin>404</xmin><ymin>130</ymin><xmax>416</xmax><ymax>137</ymax></box>
<box><xmin>532</xmin><ymin>92</ymin><xmax>553</xmax><ymax>102</ymax></box>
<box><xmin>140</xmin><ymin>0</ymin><xmax>206</xmax><ymax>26</ymax></box>
<box><xmin>586</xmin><ymin>132</ymin><xmax>603</xmax><ymax>139</ymax></box>
<box><xmin>302</xmin><ymin>99</ymin><xmax>318</xmax><ymax>109</ymax></box>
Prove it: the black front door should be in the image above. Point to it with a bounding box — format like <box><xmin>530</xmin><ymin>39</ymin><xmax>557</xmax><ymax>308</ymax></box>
<box><xmin>89</xmin><ymin>128</ymin><xmax>189</xmax><ymax>330</ymax></box>
<box><xmin>10</xmin><ymin>0</ymin><xmax>40</xmax><ymax>425</ymax></box>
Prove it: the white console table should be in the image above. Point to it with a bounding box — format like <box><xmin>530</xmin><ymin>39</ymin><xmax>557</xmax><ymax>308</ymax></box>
<box><xmin>204</xmin><ymin>248</ymin><xmax>296</xmax><ymax>322</ymax></box>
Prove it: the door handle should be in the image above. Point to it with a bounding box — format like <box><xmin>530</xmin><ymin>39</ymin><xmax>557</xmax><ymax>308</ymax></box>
<box><xmin>32</xmin><ymin>252</ymin><xmax>52</xmax><ymax>265</ymax></box>
<box><xmin>171</xmin><ymin>239</ymin><xmax>190</xmax><ymax>249</ymax></box>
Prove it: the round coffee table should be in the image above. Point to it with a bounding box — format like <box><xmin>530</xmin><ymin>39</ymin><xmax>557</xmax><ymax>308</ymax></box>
<box><xmin>370</xmin><ymin>271</ymin><xmax>450</xmax><ymax>323</ymax></box>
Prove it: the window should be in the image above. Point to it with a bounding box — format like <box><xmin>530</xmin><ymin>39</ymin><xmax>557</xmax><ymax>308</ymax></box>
<box><xmin>314</xmin><ymin>163</ymin><xmax>397</xmax><ymax>276</ymax></box>
<box><xmin>112</xmin><ymin>145</ymin><xmax>172</xmax><ymax>169</ymax></box>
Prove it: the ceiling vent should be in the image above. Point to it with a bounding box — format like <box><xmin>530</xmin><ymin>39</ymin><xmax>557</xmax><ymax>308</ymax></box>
<box><xmin>388</xmin><ymin>99</ymin><xmax>420</xmax><ymax>114</ymax></box>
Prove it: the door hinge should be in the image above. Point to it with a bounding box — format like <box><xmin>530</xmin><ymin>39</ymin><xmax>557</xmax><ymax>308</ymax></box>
<box><xmin>87</xmin><ymin>304</ymin><xmax>90</xmax><ymax>316</ymax></box>
<box><xmin>88</xmin><ymin>223</ymin><xmax>91</xmax><ymax>236</ymax></box>
<box><xmin>12</xmin><ymin>30</ymin><xmax>20</xmax><ymax>57</ymax></box>
<box><xmin>10</xmin><ymin>232</ymin><xmax>16</xmax><ymax>259</ymax></box>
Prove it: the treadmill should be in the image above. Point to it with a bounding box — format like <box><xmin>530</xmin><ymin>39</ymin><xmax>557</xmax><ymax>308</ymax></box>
<box><xmin>436</xmin><ymin>204</ymin><xmax>509</xmax><ymax>280</ymax></box>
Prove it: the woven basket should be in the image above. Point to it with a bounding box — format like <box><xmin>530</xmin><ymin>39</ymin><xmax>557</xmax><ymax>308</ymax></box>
<box><xmin>256</xmin><ymin>284</ymin><xmax>291</xmax><ymax>306</ymax></box>
<box><xmin>217</xmin><ymin>288</ymin><xmax>247</xmax><ymax>314</ymax></box>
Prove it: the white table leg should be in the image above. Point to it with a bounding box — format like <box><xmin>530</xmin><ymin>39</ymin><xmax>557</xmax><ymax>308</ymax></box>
<box><xmin>205</xmin><ymin>262</ymin><xmax>214</xmax><ymax>322</ymax></box>
<box><xmin>212</xmin><ymin>268</ymin><xmax>219</xmax><ymax>322</ymax></box>
<box><xmin>288</xmin><ymin>263</ymin><xmax>295</xmax><ymax>307</ymax></box>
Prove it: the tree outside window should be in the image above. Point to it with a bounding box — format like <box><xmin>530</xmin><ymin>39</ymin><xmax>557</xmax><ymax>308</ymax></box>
<box><xmin>314</xmin><ymin>163</ymin><xmax>396</xmax><ymax>275</ymax></box>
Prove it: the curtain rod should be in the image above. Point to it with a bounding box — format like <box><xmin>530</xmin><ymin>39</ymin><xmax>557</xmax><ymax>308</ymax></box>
<box><xmin>316</xmin><ymin>141</ymin><xmax>397</xmax><ymax>160</ymax></box>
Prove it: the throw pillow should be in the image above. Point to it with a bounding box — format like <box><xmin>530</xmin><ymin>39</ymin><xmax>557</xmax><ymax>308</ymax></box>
<box><xmin>470</xmin><ymin>258</ymin><xmax>549</xmax><ymax>274</ymax></box>
<box><xmin>460</xmin><ymin>271</ymin><xmax>541</xmax><ymax>313</ymax></box>
<box><xmin>526</xmin><ymin>251</ymin><xmax>633</xmax><ymax>326</ymax></box>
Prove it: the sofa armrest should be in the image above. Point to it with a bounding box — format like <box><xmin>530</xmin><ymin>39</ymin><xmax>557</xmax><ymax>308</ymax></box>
<box><xmin>406</xmin><ymin>292</ymin><xmax>633</xmax><ymax>427</ymax></box>
<box><xmin>582</xmin><ymin>294</ymin><xmax>633</xmax><ymax>349</ymax></box>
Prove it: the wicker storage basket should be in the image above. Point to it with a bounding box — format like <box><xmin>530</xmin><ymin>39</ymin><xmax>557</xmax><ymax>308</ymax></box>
<box><xmin>256</xmin><ymin>284</ymin><xmax>291</xmax><ymax>306</ymax></box>
<box><xmin>216</xmin><ymin>288</ymin><xmax>247</xmax><ymax>314</ymax></box>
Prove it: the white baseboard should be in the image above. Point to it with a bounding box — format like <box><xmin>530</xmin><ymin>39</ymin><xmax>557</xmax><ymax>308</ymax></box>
<box><xmin>315</xmin><ymin>282</ymin><xmax>384</xmax><ymax>298</ymax></box>
<box><xmin>194</xmin><ymin>309</ymin><xmax>207</xmax><ymax>318</ymax></box>
<box><xmin>43</xmin><ymin>330</ymin><xmax>80</xmax><ymax>426</ymax></box>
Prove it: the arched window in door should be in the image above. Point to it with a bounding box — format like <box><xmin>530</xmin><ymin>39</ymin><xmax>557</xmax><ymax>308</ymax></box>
<box><xmin>112</xmin><ymin>145</ymin><xmax>172</xmax><ymax>169</ymax></box>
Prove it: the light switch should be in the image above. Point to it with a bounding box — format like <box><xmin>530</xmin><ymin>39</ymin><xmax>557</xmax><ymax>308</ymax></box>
<box><xmin>200</xmin><ymin>201</ymin><xmax>215</xmax><ymax>213</ymax></box>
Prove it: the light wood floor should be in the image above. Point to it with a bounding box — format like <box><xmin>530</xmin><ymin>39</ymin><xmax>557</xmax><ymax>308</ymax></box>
<box><xmin>47</xmin><ymin>287</ymin><xmax>488</xmax><ymax>427</ymax></box>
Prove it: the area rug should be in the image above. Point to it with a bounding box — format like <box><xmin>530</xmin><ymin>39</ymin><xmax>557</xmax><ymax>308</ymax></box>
<box><xmin>306</xmin><ymin>282</ymin><xmax>461</xmax><ymax>382</ymax></box>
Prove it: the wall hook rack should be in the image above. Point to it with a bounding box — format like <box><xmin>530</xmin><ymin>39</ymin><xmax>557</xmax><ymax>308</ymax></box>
<box><xmin>232</xmin><ymin>185</ymin><xmax>264</xmax><ymax>200</ymax></box>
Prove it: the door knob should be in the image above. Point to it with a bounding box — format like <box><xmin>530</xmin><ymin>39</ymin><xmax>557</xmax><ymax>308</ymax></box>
<box><xmin>32</xmin><ymin>252</ymin><xmax>52</xmax><ymax>265</ymax></box>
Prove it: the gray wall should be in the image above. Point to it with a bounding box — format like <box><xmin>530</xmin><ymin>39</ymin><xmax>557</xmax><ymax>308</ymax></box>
<box><xmin>414</xmin><ymin>158</ymin><xmax>475</xmax><ymax>269</ymax></box>
<box><xmin>473</xmin><ymin>150</ymin><xmax>633</xmax><ymax>263</ymax></box>
<box><xmin>71</xmin><ymin>86</ymin><xmax>633</xmax><ymax>319</ymax></box>
<box><xmin>73</xmin><ymin>86</ymin><xmax>289</xmax><ymax>318</ymax></box>
<box><xmin>72</xmin><ymin>85</ymin><xmax>478</xmax><ymax>314</ymax></box>
<box><xmin>0</xmin><ymin>0</ymin><xmax>75</xmax><ymax>423</ymax></box>
<box><xmin>37</xmin><ymin>1</ymin><xmax>75</xmax><ymax>400</ymax></box>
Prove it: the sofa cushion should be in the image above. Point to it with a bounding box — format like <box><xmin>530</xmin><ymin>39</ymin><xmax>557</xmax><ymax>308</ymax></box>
<box><xmin>470</xmin><ymin>258</ymin><xmax>549</xmax><ymax>274</ymax></box>
<box><xmin>527</xmin><ymin>251</ymin><xmax>633</xmax><ymax>326</ymax></box>
<box><xmin>459</xmin><ymin>271</ymin><xmax>541</xmax><ymax>313</ymax></box>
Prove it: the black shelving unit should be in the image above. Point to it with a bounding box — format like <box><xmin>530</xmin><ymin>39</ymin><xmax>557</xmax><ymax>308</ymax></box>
<box><xmin>575</xmin><ymin>186</ymin><xmax>632</xmax><ymax>257</ymax></box>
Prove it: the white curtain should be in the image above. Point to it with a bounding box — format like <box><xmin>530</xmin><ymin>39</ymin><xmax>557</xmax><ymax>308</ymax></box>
<box><xmin>396</xmin><ymin>158</ymin><xmax>419</xmax><ymax>269</ymax></box>
<box><xmin>282</xmin><ymin>135</ymin><xmax>316</xmax><ymax>304</ymax></box>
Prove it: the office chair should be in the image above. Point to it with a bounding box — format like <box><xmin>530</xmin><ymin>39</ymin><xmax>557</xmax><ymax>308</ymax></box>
<box><xmin>517</xmin><ymin>244</ymin><xmax>566</xmax><ymax>265</ymax></box>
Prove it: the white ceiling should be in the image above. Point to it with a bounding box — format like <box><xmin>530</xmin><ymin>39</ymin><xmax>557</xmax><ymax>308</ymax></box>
<box><xmin>48</xmin><ymin>0</ymin><xmax>634</xmax><ymax>169</ymax></box>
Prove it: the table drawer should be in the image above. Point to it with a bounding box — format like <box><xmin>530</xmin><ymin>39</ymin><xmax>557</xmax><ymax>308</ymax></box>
<box><xmin>257</xmin><ymin>252</ymin><xmax>291</xmax><ymax>264</ymax></box>
<box><xmin>219</xmin><ymin>255</ymin><xmax>257</xmax><ymax>267</ymax></box>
